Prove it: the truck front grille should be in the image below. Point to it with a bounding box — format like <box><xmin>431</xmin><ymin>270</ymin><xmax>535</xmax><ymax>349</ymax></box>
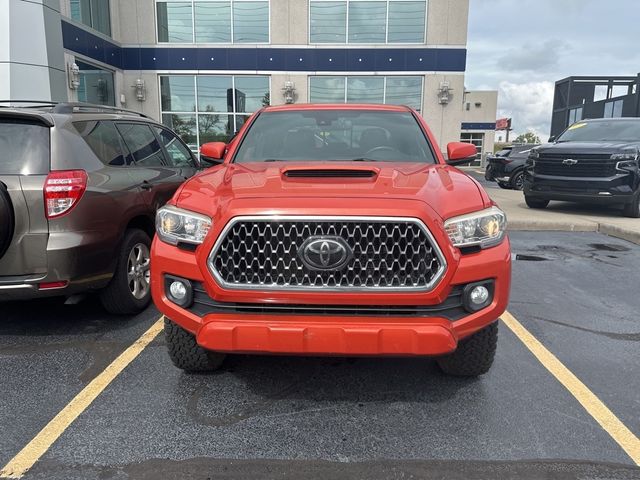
<box><xmin>208</xmin><ymin>216</ymin><xmax>446</xmax><ymax>292</ymax></box>
<box><xmin>535</xmin><ymin>154</ymin><xmax>617</xmax><ymax>177</ymax></box>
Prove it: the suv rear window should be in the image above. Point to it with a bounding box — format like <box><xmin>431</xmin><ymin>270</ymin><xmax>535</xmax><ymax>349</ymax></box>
<box><xmin>0</xmin><ymin>118</ymin><xmax>50</xmax><ymax>175</ymax></box>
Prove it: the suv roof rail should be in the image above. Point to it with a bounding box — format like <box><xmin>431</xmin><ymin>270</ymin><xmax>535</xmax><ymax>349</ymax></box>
<box><xmin>51</xmin><ymin>103</ymin><xmax>151</xmax><ymax>119</ymax></box>
<box><xmin>0</xmin><ymin>100</ymin><xmax>150</xmax><ymax>119</ymax></box>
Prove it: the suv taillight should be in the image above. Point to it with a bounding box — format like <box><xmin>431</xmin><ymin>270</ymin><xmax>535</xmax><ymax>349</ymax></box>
<box><xmin>44</xmin><ymin>170</ymin><xmax>88</xmax><ymax>219</ymax></box>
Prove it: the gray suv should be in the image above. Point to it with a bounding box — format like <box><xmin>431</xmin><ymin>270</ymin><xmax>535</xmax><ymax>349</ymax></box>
<box><xmin>0</xmin><ymin>102</ymin><xmax>200</xmax><ymax>314</ymax></box>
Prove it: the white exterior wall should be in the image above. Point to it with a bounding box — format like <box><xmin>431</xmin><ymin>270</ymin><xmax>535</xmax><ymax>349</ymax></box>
<box><xmin>461</xmin><ymin>90</ymin><xmax>499</xmax><ymax>163</ymax></box>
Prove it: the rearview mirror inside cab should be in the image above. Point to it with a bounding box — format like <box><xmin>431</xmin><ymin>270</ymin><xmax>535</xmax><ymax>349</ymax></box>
<box><xmin>200</xmin><ymin>142</ymin><xmax>227</xmax><ymax>165</ymax></box>
<box><xmin>445</xmin><ymin>142</ymin><xmax>478</xmax><ymax>166</ymax></box>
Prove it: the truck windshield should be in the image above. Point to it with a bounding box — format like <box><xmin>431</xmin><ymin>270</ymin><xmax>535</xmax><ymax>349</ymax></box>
<box><xmin>233</xmin><ymin>110</ymin><xmax>436</xmax><ymax>164</ymax></box>
<box><xmin>557</xmin><ymin>120</ymin><xmax>640</xmax><ymax>143</ymax></box>
<box><xmin>0</xmin><ymin>119</ymin><xmax>50</xmax><ymax>175</ymax></box>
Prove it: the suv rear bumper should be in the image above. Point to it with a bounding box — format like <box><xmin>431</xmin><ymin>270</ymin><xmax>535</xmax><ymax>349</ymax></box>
<box><xmin>524</xmin><ymin>172</ymin><xmax>638</xmax><ymax>204</ymax></box>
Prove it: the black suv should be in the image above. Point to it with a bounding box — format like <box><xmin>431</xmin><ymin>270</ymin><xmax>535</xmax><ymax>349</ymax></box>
<box><xmin>0</xmin><ymin>102</ymin><xmax>200</xmax><ymax>313</ymax></box>
<box><xmin>485</xmin><ymin>144</ymin><xmax>540</xmax><ymax>190</ymax></box>
<box><xmin>524</xmin><ymin>118</ymin><xmax>640</xmax><ymax>218</ymax></box>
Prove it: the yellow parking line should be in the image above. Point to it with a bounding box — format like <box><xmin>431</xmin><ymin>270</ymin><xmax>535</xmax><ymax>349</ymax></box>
<box><xmin>502</xmin><ymin>310</ymin><xmax>640</xmax><ymax>466</ymax></box>
<box><xmin>0</xmin><ymin>317</ymin><xmax>164</xmax><ymax>479</ymax></box>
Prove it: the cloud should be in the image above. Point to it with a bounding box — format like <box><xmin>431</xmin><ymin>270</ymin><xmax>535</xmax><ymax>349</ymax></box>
<box><xmin>498</xmin><ymin>40</ymin><xmax>569</xmax><ymax>73</ymax></box>
<box><xmin>497</xmin><ymin>81</ymin><xmax>555</xmax><ymax>139</ymax></box>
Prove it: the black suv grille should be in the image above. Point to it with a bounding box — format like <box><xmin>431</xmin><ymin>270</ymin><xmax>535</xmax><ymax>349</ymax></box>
<box><xmin>208</xmin><ymin>217</ymin><xmax>445</xmax><ymax>291</ymax></box>
<box><xmin>535</xmin><ymin>154</ymin><xmax>617</xmax><ymax>177</ymax></box>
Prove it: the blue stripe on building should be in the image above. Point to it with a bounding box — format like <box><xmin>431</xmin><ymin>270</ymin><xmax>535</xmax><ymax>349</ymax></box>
<box><xmin>62</xmin><ymin>20</ymin><xmax>467</xmax><ymax>73</ymax></box>
<box><xmin>461</xmin><ymin>122</ymin><xmax>496</xmax><ymax>130</ymax></box>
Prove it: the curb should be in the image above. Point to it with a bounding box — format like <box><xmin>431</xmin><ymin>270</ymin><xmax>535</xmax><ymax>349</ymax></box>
<box><xmin>508</xmin><ymin>220</ymin><xmax>640</xmax><ymax>246</ymax></box>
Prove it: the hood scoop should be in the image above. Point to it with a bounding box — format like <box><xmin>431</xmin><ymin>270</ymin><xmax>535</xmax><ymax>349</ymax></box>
<box><xmin>283</xmin><ymin>168</ymin><xmax>378</xmax><ymax>179</ymax></box>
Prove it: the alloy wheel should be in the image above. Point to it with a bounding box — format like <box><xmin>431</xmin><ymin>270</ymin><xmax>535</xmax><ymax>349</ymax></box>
<box><xmin>127</xmin><ymin>243</ymin><xmax>151</xmax><ymax>299</ymax></box>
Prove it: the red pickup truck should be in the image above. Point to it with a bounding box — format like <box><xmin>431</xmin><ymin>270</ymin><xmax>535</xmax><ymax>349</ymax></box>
<box><xmin>151</xmin><ymin>104</ymin><xmax>511</xmax><ymax>377</ymax></box>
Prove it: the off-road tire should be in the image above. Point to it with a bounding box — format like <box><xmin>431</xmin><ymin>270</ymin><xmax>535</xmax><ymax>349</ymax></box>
<box><xmin>437</xmin><ymin>322</ymin><xmax>498</xmax><ymax>377</ymax></box>
<box><xmin>100</xmin><ymin>228</ymin><xmax>151</xmax><ymax>315</ymax></box>
<box><xmin>622</xmin><ymin>191</ymin><xmax>640</xmax><ymax>218</ymax></box>
<box><xmin>0</xmin><ymin>183</ymin><xmax>14</xmax><ymax>260</ymax></box>
<box><xmin>164</xmin><ymin>318</ymin><xmax>226</xmax><ymax>372</ymax></box>
<box><xmin>525</xmin><ymin>196</ymin><xmax>549</xmax><ymax>209</ymax></box>
<box><xmin>510</xmin><ymin>171</ymin><xmax>525</xmax><ymax>191</ymax></box>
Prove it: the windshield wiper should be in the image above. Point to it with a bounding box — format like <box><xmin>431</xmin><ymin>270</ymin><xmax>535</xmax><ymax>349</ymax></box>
<box><xmin>348</xmin><ymin>158</ymin><xmax>378</xmax><ymax>162</ymax></box>
<box><xmin>262</xmin><ymin>159</ymin><xmax>288</xmax><ymax>162</ymax></box>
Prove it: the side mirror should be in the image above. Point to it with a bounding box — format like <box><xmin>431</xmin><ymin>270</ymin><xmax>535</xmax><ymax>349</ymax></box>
<box><xmin>199</xmin><ymin>142</ymin><xmax>227</xmax><ymax>165</ymax></box>
<box><xmin>445</xmin><ymin>142</ymin><xmax>478</xmax><ymax>166</ymax></box>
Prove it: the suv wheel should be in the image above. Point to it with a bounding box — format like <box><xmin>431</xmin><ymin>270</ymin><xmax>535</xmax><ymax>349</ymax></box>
<box><xmin>510</xmin><ymin>171</ymin><xmax>525</xmax><ymax>191</ymax></box>
<box><xmin>100</xmin><ymin>228</ymin><xmax>152</xmax><ymax>315</ymax></box>
<box><xmin>164</xmin><ymin>318</ymin><xmax>226</xmax><ymax>372</ymax></box>
<box><xmin>437</xmin><ymin>322</ymin><xmax>498</xmax><ymax>377</ymax></box>
<box><xmin>0</xmin><ymin>183</ymin><xmax>14</xmax><ymax>260</ymax></box>
<box><xmin>622</xmin><ymin>192</ymin><xmax>640</xmax><ymax>218</ymax></box>
<box><xmin>497</xmin><ymin>181</ymin><xmax>511</xmax><ymax>190</ymax></box>
<box><xmin>525</xmin><ymin>196</ymin><xmax>549</xmax><ymax>209</ymax></box>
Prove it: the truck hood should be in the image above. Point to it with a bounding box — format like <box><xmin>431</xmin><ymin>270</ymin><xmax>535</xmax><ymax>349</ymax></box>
<box><xmin>175</xmin><ymin>162</ymin><xmax>489</xmax><ymax>220</ymax></box>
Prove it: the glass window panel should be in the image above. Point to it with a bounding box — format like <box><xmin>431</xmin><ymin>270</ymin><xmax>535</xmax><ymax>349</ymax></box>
<box><xmin>604</xmin><ymin>102</ymin><xmax>614</xmax><ymax>118</ymax></box>
<box><xmin>90</xmin><ymin>0</ymin><xmax>111</xmax><ymax>36</ymax></box>
<box><xmin>117</xmin><ymin>124</ymin><xmax>166</xmax><ymax>167</ymax></box>
<box><xmin>157</xmin><ymin>2</ymin><xmax>193</xmax><ymax>43</ymax></box>
<box><xmin>199</xmin><ymin>114</ymin><xmax>233</xmax><ymax>143</ymax></box>
<box><xmin>76</xmin><ymin>60</ymin><xmax>115</xmax><ymax>106</ymax></box>
<box><xmin>235</xmin><ymin>114</ymin><xmax>249</xmax><ymax>134</ymax></box>
<box><xmin>70</xmin><ymin>0</ymin><xmax>91</xmax><ymax>25</ymax></box>
<box><xmin>310</xmin><ymin>2</ymin><xmax>346</xmax><ymax>43</ymax></box>
<box><xmin>233</xmin><ymin>1</ymin><xmax>269</xmax><ymax>43</ymax></box>
<box><xmin>234</xmin><ymin>77</ymin><xmax>270</xmax><ymax>113</ymax></box>
<box><xmin>347</xmin><ymin>77</ymin><xmax>384</xmax><ymax>104</ymax></box>
<box><xmin>613</xmin><ymin>100</ymin><xmax>623</xmax><ymax>118</ymax></box>
<box><xmin>195</xmin><ymin>2</ymin><xmax>231</xmax><ymax>42</ymax></box>
<box><xmin>197</xmin><ymin>76</ymin><xmax>233</xmax><ymax>113</ymax></box>
<box><xmin>385</xmin><ymin>76</ymin><xmax>423</xmax><ymax>111</ymax></box>
<box><xmin>309</xmin><ymin>77</ymin><xmax>346</xmax><ymax>103</ymax></box>
<box><xmin>162</xmin><ymin>114</ymin><xmax>198</xmax><ymax>148</ymax></box>
<box><xmin>155</xmin><ymin>127</ymin><xmax>196</xmax><ymax>167</ymax></box>
<box><xmin>76</xmin><ymin>121</ymin><xmax>128</xmax><ymax>166</ymax></box>
<box><xmin>388</xmin><ymin>1</ymin><xmax>425</xmax><ymax>43</ymax></box>
<box><xmin>160</xmin><ymin>76</ymin><xmax>196</xmax><ymax>112</ymax></box>
<box><xmin>348</xmin><ymin>2</ymin><xmax>386</xmax><ymax>43</ymax></box>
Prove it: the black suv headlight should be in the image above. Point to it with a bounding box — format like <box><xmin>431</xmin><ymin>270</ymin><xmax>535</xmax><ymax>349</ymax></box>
<box><xmin>612</xmin><ymin>152</ymin><xmax>639</xmax><ymax>171</ymax></box>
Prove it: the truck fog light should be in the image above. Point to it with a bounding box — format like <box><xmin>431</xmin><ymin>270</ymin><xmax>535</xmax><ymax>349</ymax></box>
<box><xmin>170</xmin><ymin>281</ymin><xmax>187</xmax><ymax>300</ymax></box>
<box><xmin>462</xmin><ymin>281</ymin><xmax>494</xmax><ymax>312</ymax></box>
<box><xmin>165</xmin><ymin>275</ymin><xmax>193</xmax><ymax>308</ymax></box>
<box><xmin>470</xmin><ymin>286</ymin><xmax>489</xmax><ymax>305</ymax></box>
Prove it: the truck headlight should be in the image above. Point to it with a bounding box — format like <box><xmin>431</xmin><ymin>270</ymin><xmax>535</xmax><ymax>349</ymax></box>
<box><xmin>444</xmin><ymin>206</ymin><xmax>507</xmax><ymax>249</ymax></box>
<box><xmin>612</xmin><ymin>152</ymin><xmax>639</xmax><ymax>170</ymax></box>
<box><xmin>156</xmin><ymin>205</ymin><xmax>211</xmax><ymax>245</ymax></box>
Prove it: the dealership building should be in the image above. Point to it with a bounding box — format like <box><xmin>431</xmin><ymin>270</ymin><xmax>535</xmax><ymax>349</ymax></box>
<box><xmin>1</xmin><ymin>0</ymin><xmax>497</xmax><ymax>159</ymax></box>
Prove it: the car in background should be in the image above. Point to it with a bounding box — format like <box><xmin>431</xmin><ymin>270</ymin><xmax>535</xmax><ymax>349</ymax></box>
<box><xmin>485</xmin><ymin>144</ymin><xmax>540</xmax><ymax>190</ymax></box>
<box><xmin>0</xmin><ymin>101</ymin><xmax>200</xmax><ymax>313</ymax></box>
<box><xmin>151</xmin><ymin>104</ymin><xmax>511</xmax><ymax>377</ymax></box>
<box><xmin>524</xmin><ymin>118</ymin><xmax>640</xmax><ymax>218</ymax></box>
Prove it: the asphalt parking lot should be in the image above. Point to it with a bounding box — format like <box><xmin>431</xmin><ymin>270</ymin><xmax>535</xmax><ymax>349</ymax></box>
<box><xmin>1</xmin><ymin>231</ymin><xmax>639</xmax><ymax>480</ymax></box>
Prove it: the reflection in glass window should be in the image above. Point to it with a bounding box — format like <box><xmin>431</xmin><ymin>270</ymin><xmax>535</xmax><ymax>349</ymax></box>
<box><xmin>310</xmin><ymin>2</ymin><xmax>346</xmax><ymax>43</ymax></box>
<box><xmin>309</xmin><ymin>0</ymin><xmax>427</xmax><ymax>44</ymax></box>
<box><xmin>76</xmin><ymin>60</ymin><xmax>115</xmax><ymax>106</ymax></box>
<box><xmin>604</xmin><ymin>100</ymin><xmax>624</xmax><ymax>118</ymax></box>
<box><xmin>388</xmin><ymin>2</ymin><xmax>426</xmax><ymax>43</ymax></box>
<box><xmin>310</xmin><ymin>76</ymin><xmax>423</xmax><ymax>112</ymax></box>
<box><xmin>233</xmin><ymin>1</ymin><xmax>269</xmax><ymax>43</ymax></box>
<box><xmin>348</xmin><ymin>2</ymin><xmax>386</xmax><ymax>43</ymax></box>
<box><xmin>157</xmin><ymin>1</ymin><xmax>269</xmax><ymax>43</ymax></box>
<box><xmin>117</xmin><ymin>124</ymin><xmax>166</xmax><ymax>167</ymax></box>
<box><xmin>309</xmin><ymin>77</ymin><xmax>346</xmax><ymax>103</ymax></box>
<box><xmin>195</xmin><ymin>2</ymin><xmax>231</xmax><ymax>42</ymax></box>
<box><xmin>386</xmin><ymin>76</ymin><xmax>423</xmax><ymax>111</ymax></box>
<box><xmin>157</xmin><ymin>2</ymin><xmax>193</xmax><ymax>43</ymax></box>
<box><xmin>568</xmin><ymin>107</ymin><xmax>583</xmax><ymax>125</ymax></box>
<box><xmin>70</xmin><ymin>0</ymin><xmax>111</xmax><ymax>36</ymax></box>
<box><xmin>160</xmin><ymin>75</ymin><xmax>270</xmax><ymax>147</ymax></box>
<box><xmin>347</xmin><ymin>77</ymin><xmax>384</xmax><ymax>104</ymax></box>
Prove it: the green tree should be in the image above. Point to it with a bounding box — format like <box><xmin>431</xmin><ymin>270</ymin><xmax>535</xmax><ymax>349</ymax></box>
<box><xmin>513</xmin><ymin>132</ymin><xmax>541</xmax><ymax>144</ymax></box>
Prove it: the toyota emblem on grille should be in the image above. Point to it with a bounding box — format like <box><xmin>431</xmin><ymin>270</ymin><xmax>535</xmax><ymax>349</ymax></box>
<box><xmin>562</xmin><ymin>158</ymin><xmax>579</xmax><ymax>165</ymax></box>
<box><xmin>299</xmin><ymin>236</ymin><xmax>353</xmax><ymax>271</ymax></box>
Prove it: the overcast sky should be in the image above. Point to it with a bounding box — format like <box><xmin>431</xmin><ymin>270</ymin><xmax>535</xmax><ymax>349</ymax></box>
<box><xmin>466</xmin><ymin>0</ymin><xmax>640</xmax><ymax>139</ymax></box>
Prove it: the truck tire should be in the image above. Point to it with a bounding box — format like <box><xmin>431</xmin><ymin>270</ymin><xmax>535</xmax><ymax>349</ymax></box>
<box><xmin>164</xmin><ymin>318</ymin><xmax>226</xmax><ymax>372</ymax></box>
<box><xmin>0</xmin><ymin>183</ymin><xmax>14</xmax><ymax>260</ymax></box>
<box><xmin>622</xmin><ymin>191</ymin><xmax>640</xmax><ymax>218</ymax></box>
<box><xmin>525</xmin><ymin>196</ymin><xmax>549</xmax><ymax>209</ymax></box>
<box><xmin>437</xmin><ymin>322</ymin><xmax>498</xmax><ymax>377</ymax></box>
<box><xmin>100</xmin><ymin>228</ymin><xmax>152</xmax><ymax>315</ymax></box>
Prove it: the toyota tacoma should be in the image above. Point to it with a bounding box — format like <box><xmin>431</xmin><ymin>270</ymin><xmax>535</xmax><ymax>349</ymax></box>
<box><xmin>151</xmin><ymin>104</ymin><xmax>511</xmax><ymax>377</ymax></box>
